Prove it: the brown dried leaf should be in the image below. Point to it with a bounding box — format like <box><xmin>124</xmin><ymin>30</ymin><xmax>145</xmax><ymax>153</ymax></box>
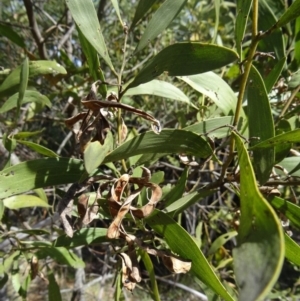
<box><xmin>60</xmin><ymin>213</ymin><xmax>74</xmax><ymax>237</ymax></box>
<box><xmin>107</xmin><ymin>200</ymin><xmax>131</xmax><ymax>239</ymax></box>
<box><xmin>162</xmin><ymin>254</ymin><xmax>192</xmax><ymax>274</ymax></box>
<box><xmin>92</xmin><ymin>111</ymin><xmax>110</xmax><ymax>145</ymax></box>
<box><xmin>128</xmin><ymin>248</ymin><xmax>142</xmax><ymax>283</ymax></box>
<box><xmin>259</xmin><ymin>186</ymin><xmax>281</xmax><ymax>197</ymax></box>
<box><xmin>81</xmin><ymin>197</ymin><xmax>100</xmax><ymax>226</ymax></box>
<box><xmin>120</xmin><ymin>251</ymin><xmax>140</xmax><ymax>291</ymax></box>
<box><xmin>58</xmin><ymin>182</ymin><xmax>89</xmax><ymax>237</ymax></box>
<box><xmin>124</xmin><ymin>280</ymin><xmax>136</xmax><ymax>291</ymax></box>
<box><xmin>77</xmin><ymin>194</ymin><xmax>89</xmax><ymax>221</ymax></box>
<box><xmin>111</xmin><ymin>174</ymin><xmax>130</xmax><ymax>203</ymax></box>
<box><xmin>107</xmin><ymin>189</ymin><xmax>141</xmax><ymax>239</ymax></box>
<box><xmin>120</xmin><ymin>118</ymin><xmax>128</xmax><ymax>143</ymax></box>
<box><xmin>65</xmin><ymin>83</ymin><xmax>113</xmax><ymax>153</ymax></box>
<box><xmin>151</xmin><ymin>121</ymin><xmax>161</xmax><ymax>134</ymax></box>
<box><xmin>81</xmin><ymin>99</ymin><xmax>161</xmax><ymax>134</ymax></box>
<box><xmin>30</xmin><ymin>256</ymin><xmax>39</xmax><ymax>280</ymax></box>
<box><xmin>65</xmin><ymin>112</ymin><xmax>87</xmax><ymax>128</ymax></box>
<box><xmin>141</xmin><ymin>166</ymin><xmax>151</xmax><ymax>183</ymax></box>
<box><xmin>179</xmin><ymin>154</ymin><xmax>199</xmax><ymax>166</ymax></box>
<box><xmin>85</xmin><ymin>82</ymin><xmax>98</xmax><ymax>101</ymax></box>
<box><xmin>120</xmin><ymin>252</ymin><xmax>135</xmax><ymax>291</ymax></box>
<box><xmin>107</xmin><ymin>222</ymin><xmax>121</xmax><ymax>239</ymax></box>
<box><xmin>131</xmin><ymin>183</ymin><xmax>162</xmax><ymax>218</ymax></box>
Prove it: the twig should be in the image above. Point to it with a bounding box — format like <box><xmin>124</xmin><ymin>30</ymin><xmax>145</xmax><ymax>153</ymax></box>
<box><xmin>23</xmin><ymin>0</ymin><xmax>48</xmax><ymax>59</ymax></box>
<box><xmin>154</xmin><ymin>275</ymin><xmax>208</xmax><ymax>301</ymax></box>
<box><xmin>0</xmin><ymin>20</ymin><xmax>31</xmax><ymax>30</ymax></box>
<box><xmin>57</xmin><ymin>23</ymin><xmax>76</xmax><ymax>50</ymax></box>
<box><xmin>58</xmin><ymin>182</ymin><xmax>90</xmax><ymax>237</ymax></box>
<box><xmin>71</xmin><ymin>248</ymin><xmax>86</xmax><ymax>301</ymax></box>
<box><xmin>279</xmin><ymin>85</ymin><xmax>300</xmax><ymax>119</ymax></box>
<box><xmin>221</xmin><ymin>0</ymin><xmax>260</xmax><ymax>182</ymax></box>
<box><xmin>0</xmin><ymin>213</ymin><xmax>60</xmax><ymax>251</ymax></box>
<box><xmin>56</xmin><ymin>131</ymin><xmax>73</xmax><ymax>155</ymax></box>
<box><xmin>60</xmin><ymin>274</ymin><xmax>114</xmax><ymax>294</ymax></box>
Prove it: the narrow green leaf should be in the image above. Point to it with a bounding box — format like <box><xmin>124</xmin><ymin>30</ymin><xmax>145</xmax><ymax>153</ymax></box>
<box><xmin>258</xmin><ymin>0</ymin><xmax>285</xmax><ymax>61</ymax></box>
<box><xmin>184</xmin><ymin>116</ymin><xmax>241</xmax><ymax>138</ymax></box>
<box><xmin>125</xmin><ymin>79</ymin><xmax>195</xmax><ymax>107</ymax></box>
<box><xmin>11</xmin><ymin>261</ymin><xmax>21</xmax><ymax>294</ymax></box>
<box><xmin>274</xmin><ymin>120</ymin><xmax>292</xmax><ymax>164</ymax></box>
<box><xmin>233</xmin><ymin>132</ymin><xmax>284</xmax><ymax>301</ymax></box>
<box><xmin>0</xmin><ymin>200</ymin><xmax>4</xmax><ymax>221</ymax></box>
<box><xmin>212</xmin><ymin>0</ymin><xmax>220</xmax><ymax>44</ymax></box>
<box><xmin>151</xmin><ymin>171</ymin><xmax>164</xmax><ymax>184</ymax></box>
<box><xmin>235</xmin><ymin>0</ymin><xmax>252</xmax><ymax>57</ymax></box>
<box><xmin>138</xmin><ymin>249</ymin><xmax>161</xmax><ymax>301</ymax></box>
<box><xmin>0</xmin><ymin>90</ymin><xmax>51</xmax><ymax>113</ymax></box>
<box><xmin>277</xmin><ymin>157</ymin><xmax>300</xmax><ymax>177</ymax></box>
<box><xmin>250</xmin><ymin>129</ymin><xmax>300</xmax><ymax>149</ymax></box>
<box><xmin>84</xmin><ymin>131</ymin><xmax>113</xmax><ymax>174</ymax></box>
<box><xmin>135</xmin><ymin>0</ymin><xmax>187</xmax><ymax>53</ymax></box>
<box><xmin>48</xmin><ymin>272</ymin><xmax>62</xmax><ymax>301</ymax></box>
<box><xmin>54</xmin><ymin>228</ymin><xmax>108</xmax><ymax>248</ymax></box>
<box><xmin>264</xmin><ymin>57</ymin><xmax>286</xmax><ymax>93</ymax></box>
<box><xmin>146</xmin><ymin>210</ymin><xmax>234</xmax><ymax>301</ymax></box>
<box><xmin>15</xmin><ymin>229</ymin><xmax>50</xmax><ymax>236</ymax></box>
<box><xmin>135</xmin><ymin>152</ymin><xmax>168</xmax><ymax>166</ymax></box>
<box><xmin>37</xmin><ymin>247</ymin><xmax>85</xmax><ymax>268</ymax></box>
<box><xmin>29</xmin><ymin>60</ymin><xmax>67</xmax><ymax>75</ymax></box>
<box><xmin>16</xmin><ymin>140</ymin><xmax>58</xmax><ymax>158</ymax></box>
<box><xmin>268</xmin><ymin>196</ymin><xmax>300</xmax><ymax>230</ymax></box>
<box><xmin>163</xmin><ymin>189</ymin><xmax>214</xmax><ymax>216</ymax></box>
<box><xmin>77</xmin><ymin>26</ymin><xmax>107</xmax><ymax>98</ymax></box>
<box><xmin>0</xmin><ymin>61</ymin><xmax>66</xmax><ymax>93</ymax></box>
<box><xmin>288</xmin><ymin>70</ymin><xmax>300</xmax><ymax>91</ymax></box>
<box><xmin>13</xmin><ymin>129</ymin><xmax>44</xmax><ymax>139</ymax></box>
<box><xmin>126</xmin><ymin>43</ymin><xmax>238</xmax><ymax>90</ymax></box>
<box><xmin>276</xmin><ymin>0</ymin><xmax>300</xmax><ymax>29</ymax></box>
<box><xmin>164</xmin><ymin>167</ymin><xmax>189</xmax><ymax>207</ymax></box>
<box><xmin>4</xmin><ymin>251</ymin><xmax>20</xmax><ymax>273</ymax></box>
<box><xmin>248</xmin><ymin>65</ymin><xmax>275</xmax><ymax>184</ymax></box>
<box><xmin>110</xmin><ymin>0</ymin><xmax>123</xmax><ymax>25</ymax></box>
<box><xmin>284</xmin><ymin>234</ymin><xmax>300</xmax><ymax>266</ymax></box>
<box><xmin>134</xmin><ymin>116</ymin><xmax>244</xmax><ymax>165</ymax></box>
<box><xmin>0</xmin><ymin>273</ymin><xmax>8</xmax><ymax>289</ymax></box>
<box><xmin>130</xmin><ymin>0</ymin><xmax>157</xmax><ymax>30</ymax></box>
<box><xmin>0</xmin><ymin>158</ymin><xmax>84</xmax><ymax>199</ymax></box>
<box><xmin>20</xmin><ymin>241</ymin><xmax>51</xmax><ymax>247</ymax></box>
<box><xmin>103</xmin><ymin>129</ymin><xmax>212</xmax><ymax>163</ymax></box>
<box><xmin>17</xmin><ymin>57</ymin><xmax>29</xmax><ymax>119</ymax></box>
<box><xmin>0</xmin><ymin>24</ymin><xmax>25</xmax><ymax>48</ymax></box>
<box><xmin>34</xmin><ymin>188</ymin><xmax>48</xmax><ymax>203</ymax></box>
<box><xmin>3</xmin><ymin>135</ymin><xmax>17</xmax><ymax>154</ymax></box>
<box><xmin>66</xmin><ymin>0</ymin><xmax>114</xmax><ymax>70</ymax></box>
<box><xmin>293</xmin><ymin>17</ymin><xmax>300</xmax><ymax>69</ymax></box>
<box><xmin>178</xmin><ymin>72</ymin><xmax>238</xmax><ymax>115</ymax></box>
<box><xmin>114</xmin><ymin>271</ymin><xmax>122</xmax><ymax>301</ymax></box>
<box><xmin>208</xmin><ymin>231</ymin><xmax>238</xmax><ymax>256</ymax></box>
<box><xmin>18</xmin><ymin>274</ymin><xmax>31</xmax><ymax>299</ymax></box>
<box><xmin>3</xmin><ymin>195</ymin><xmax>50</xmax><ymax>209</ymax></box>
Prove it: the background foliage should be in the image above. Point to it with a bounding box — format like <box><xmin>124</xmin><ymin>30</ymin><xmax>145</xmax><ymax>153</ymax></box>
<box><xmin>1</xmin><ymin>0</ymin><xmax>300</xmax><ymax>300</ymax></box>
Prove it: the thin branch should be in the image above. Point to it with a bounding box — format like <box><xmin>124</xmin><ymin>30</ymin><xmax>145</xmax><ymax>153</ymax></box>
<box><xmin>279</xmin><ymin>85</ymin><xmax>300</xmax><ymax>118</ymax></box>
<box><xmin>0</xmin><ymin>20</ymin><xmax>31</xmax><ymax>30</ymax></box>
<box><xmin>154</xmin><ymin>275</ymin><xmax>208</xmax><ymax>301</ymax></box>
<box><xmin>221</xmin><ymin>0</ymin><xmax>260</xmax><ymax>181</ymax></box>
<box><xmin>57</xmin><ymin>23</ymin><xmax>76</xmax><ymax>50</ymax></box>
<box><xmin>23</xmin><ymin>0</ymin><xmax>48</xmax><ymax>59</ymax></box>
<box><xmin>56</xmin><ymin>131</ymin><xmax>73</xmax><ymax>155</ymax></box>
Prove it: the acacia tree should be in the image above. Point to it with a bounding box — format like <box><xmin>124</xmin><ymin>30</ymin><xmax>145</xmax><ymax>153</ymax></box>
<box><xmin>1</xmin><ymin>0</ymin><xmax>300</xmax><ymax>300</ymax></box>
